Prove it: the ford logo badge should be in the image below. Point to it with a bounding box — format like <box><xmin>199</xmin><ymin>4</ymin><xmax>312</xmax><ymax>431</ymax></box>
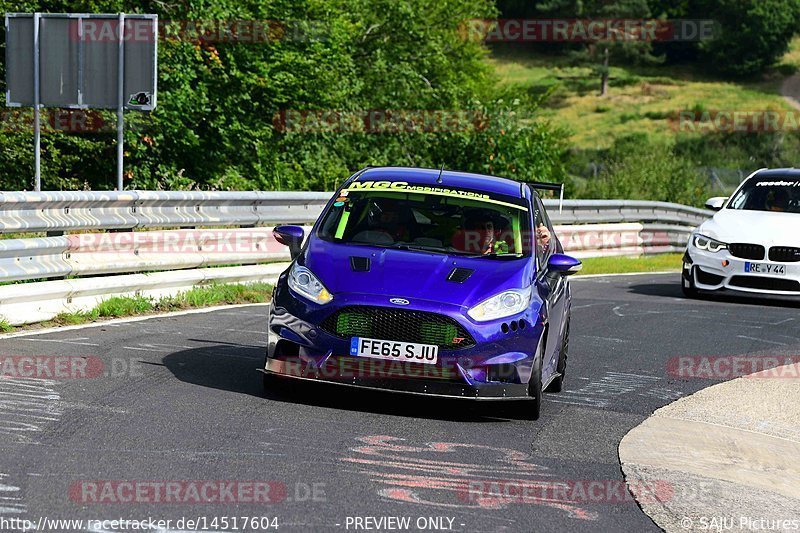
<box><xmin>390</xmin><ymin>298</ymin><xmax>410</xmax><ymax>306</ymax></box>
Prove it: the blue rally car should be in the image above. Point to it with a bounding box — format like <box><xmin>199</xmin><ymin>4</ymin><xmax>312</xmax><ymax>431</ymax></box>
<box><xmin>263</xmin><ymin>167</ymin><xmax>581</xmax><ymax>419</ymax></box>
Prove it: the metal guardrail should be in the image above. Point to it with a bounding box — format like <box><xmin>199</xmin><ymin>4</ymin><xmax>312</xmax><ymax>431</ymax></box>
<box><xmin>547</xmin><ymin>199</ymin><xmax>710</xmax><ymax>227</ymax></box>
<box><xmin>0</xmin><ymin>191</ymin><xmax>712</xmax><ymax>326</ymax></box>
<box><xmin>0</xmin><ymin>191</ymin><xmax>328</xmax><ymax>232</ymax></box>
<box><xmin>0</xmin><ymin>227</ymin><xmax>309</xmax><ymax>283</ymax></box>
<box><xmin>0</xmin><ymin>191</ymin><xmax>711</xmax><ymax>233</ymax></box>
<box><xmin>558</xmin><ymin>222</ymin><xmax>693</xmax><ymax>258</ymax></box>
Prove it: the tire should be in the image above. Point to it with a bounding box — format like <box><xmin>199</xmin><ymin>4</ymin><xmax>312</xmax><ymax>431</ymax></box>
<box><xmin>262</xmin><ymin>371</ymin><xmax>293</xmax><ymax>397</ymax></box>
<box><xmin>546</xmin><ymin>318</ymin><xmax>569</xmax><ymax>393</ymax></box>
<box><xmin>262</xmin><ymin>370</ymin><xmax>273</xmax><ymax>391</ymax></box>
<box><xmin>262</xmin><ymin>352</ymin><xmax>272</xmax><ymax>391</ymax></box>
<box><xmin>682</xmin><ymin>268</ymin><xmax>699</xmax><ymax>298</ymax></box>
<box><xmin>524</xmin><ymin>342</ymin><xmax>544</xmax><ymax>421</ymax></box>
<box><xmin>262</xmin><ymin>352</ymin><xmax>289</xmax><ymax>396</ymax></box>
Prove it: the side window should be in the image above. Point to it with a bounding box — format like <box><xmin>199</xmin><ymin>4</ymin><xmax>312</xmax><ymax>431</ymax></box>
<box><xmin>533</xmin><ymin>196</ymin><xmax>554</xmax><ymax>268</ymax></box>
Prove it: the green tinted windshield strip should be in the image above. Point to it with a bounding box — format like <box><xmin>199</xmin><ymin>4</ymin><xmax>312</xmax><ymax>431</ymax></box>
<box><xmin>341</xmin><ymin>186</ymin><xmax>528</xmax><ymax>211</ymax></box>
<box><xmin>512</xmin><ymin>215</ymin><xmax>522</xmax><ymax>255</ymax></box>
<box><xmin>334</xmin><ymin>209</ymin><xmax>350</xmax><ymax>239</ymax></box>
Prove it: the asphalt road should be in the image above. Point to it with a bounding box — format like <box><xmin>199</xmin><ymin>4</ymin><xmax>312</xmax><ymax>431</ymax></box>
<box><xmin>1</xmin><ymin>273</ymin><xmax>798</xmax><ymax>533</ymax></box>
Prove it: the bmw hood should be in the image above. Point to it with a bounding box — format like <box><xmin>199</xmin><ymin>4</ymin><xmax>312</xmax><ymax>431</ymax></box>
<box><xmin>302</xmin><ymin>239</ymin><xmax>535</xmax><ymax>309</ymax></box>
<box><xmin>697</xmin><ymin>210</ymin><xmax>800</xmax><ymax>247</ymax></box>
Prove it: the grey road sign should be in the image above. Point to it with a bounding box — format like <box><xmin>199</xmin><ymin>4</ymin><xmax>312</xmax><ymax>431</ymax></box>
<box><xmin>5</xmin><ymin>13</ymin><xmax>158</xmax><ymax>191</ymax></box>
<box><xmin>6</xmin><ymin>13</ymin><xmax>157</xmax><ymax>109</ymax></box>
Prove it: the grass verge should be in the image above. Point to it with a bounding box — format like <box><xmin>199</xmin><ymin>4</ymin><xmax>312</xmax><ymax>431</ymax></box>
<box><xmin>0</xmin><ymin>259</ymin><xmax>683</xmax><ymax>333</ymax></box>
<box><xmin>576</xmin><ymin>253</ymin><xmax>683</xmax><ymax>276</ymax></box>
<box><xmin>3</xmin><ymin>282</ymin><xmax>274</xmax><ymax>333</ymax></box>
<box><xmin>489</xmin><ymin>46</ymin><xmax>793</xmax><ymax>150</ymax></box>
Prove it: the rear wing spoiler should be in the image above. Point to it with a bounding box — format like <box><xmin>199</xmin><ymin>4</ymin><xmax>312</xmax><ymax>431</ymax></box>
<box><xmin>528</xmin><ymin>181</ymin><xmax>565</xmax><ymax>213</ymax></box>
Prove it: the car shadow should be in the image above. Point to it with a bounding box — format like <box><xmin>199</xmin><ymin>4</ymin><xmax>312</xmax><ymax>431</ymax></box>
<box><xmin>627</xmin><ymin>281</ymin><xmax>800</xmax><ymax>309</ymax></box>
<box><xmin>161</xmin><ymin>340</ymin><xmax>536</xmax><ymax>423</ymax></box>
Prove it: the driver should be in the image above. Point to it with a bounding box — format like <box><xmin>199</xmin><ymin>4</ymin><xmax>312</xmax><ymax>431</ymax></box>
<box><xmin>766</xmin><ymin>189</ymin><xmax>790</xmax><ymax>212</ymax></box>
<box><xmin>452</xmin><ymin>211</ymin><xmax>498</xmax><ymax>255</ymax></box>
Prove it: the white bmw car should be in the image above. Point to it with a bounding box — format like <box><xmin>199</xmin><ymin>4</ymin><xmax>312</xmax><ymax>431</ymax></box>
<box><xmin>683</xmin><ymin>169</ymin><xmax>800</xmax><ymax>298</ymax></box>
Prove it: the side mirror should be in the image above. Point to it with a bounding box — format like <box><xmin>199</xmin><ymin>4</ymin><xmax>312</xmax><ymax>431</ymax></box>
<box><xmin>547</xmin><ymin>254</ymin><xmax>582</xmax><ymax>276</ymax></box>
<box><xmin>704</xmin><ymin>197</ymin><xmax>728</xmax><ymax>211</ymax></box>
<box><xmin>273</xmin><ymin>225</ymin><xmax>305</xmax><ymax>260</ymax></box>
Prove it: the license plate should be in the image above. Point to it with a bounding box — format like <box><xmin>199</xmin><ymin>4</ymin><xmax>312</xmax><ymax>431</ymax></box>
<box><xmin>745</xmin><ymin>262</ymin><xmax>786</xmax><ymax>276</ymax></box>
<box><xmin>350</xmin><ymin>337</ymin><xmax>439</xmax><ymax>365</ymax></box>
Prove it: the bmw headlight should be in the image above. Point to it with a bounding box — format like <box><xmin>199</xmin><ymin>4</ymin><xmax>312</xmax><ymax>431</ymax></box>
<box><xmin>467</xmin><ymin>288</ymin><xmax>531</xmax><ymax>322</ymax></box>
<box><xmin>693</xmin><ymin>234</ymin><xmax>728</xmax><ymax>253</ymax></box>
<box><xmin>288</xmin><ymin>265</ymin><xmax>333</xmax><ymax>304</ymax></box>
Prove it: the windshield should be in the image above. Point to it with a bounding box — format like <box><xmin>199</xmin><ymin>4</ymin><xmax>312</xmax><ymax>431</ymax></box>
<box><xmin>317</xmin><ymin>182</ymin><xmax>532</xmax><ymax>257</ymax></box>
<box><xmin>728</xmin><ymin>177</ymin><xmax>800</xmax><ymax>213</ymax></box>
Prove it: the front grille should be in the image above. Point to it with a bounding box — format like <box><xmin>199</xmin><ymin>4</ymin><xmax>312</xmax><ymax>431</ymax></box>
<box><xmin>320</xmin><ymin>306</ymin><xmax>476</xmax><ymax>350</ymax></box>
<box><xmin>696</xmin><ymin>268</ymin><xmax>724</xmax><ymax>286</ymax></box>
<box><xmin>769</xmin><ymin>247</ymin><xmax>800</xmax><ymax>263</ymax></box>
<box><xmin>729</xmin><ymin>243</ymin><xmax>766</xmax><ymax>260</ymax></box>
<box><xmin>729</xmin><ymin>276</ymin><xmax>800</xmax><ymax>292</ymax></box>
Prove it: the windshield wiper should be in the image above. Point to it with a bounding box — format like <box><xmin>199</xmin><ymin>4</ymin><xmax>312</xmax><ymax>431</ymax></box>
<box><xmin>468</xmin><ymin>252</ymin><xmax>525</xmax><ymax>259</ymax></box>
<box><xmin>388</xmin><ymin>243</ymin><xmax>450</xmax><ymax>254</ymax></box>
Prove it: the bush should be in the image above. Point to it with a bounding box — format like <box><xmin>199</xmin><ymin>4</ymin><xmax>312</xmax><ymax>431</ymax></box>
<box><xmin>674</xmin><ymin>131</ymin><xmax>800</xmax><ymax>171</ymax></box>
<box><xmin>581</xmin><ymin>136</ymin><xmax>709</xmax><ymax>207</ymax></box>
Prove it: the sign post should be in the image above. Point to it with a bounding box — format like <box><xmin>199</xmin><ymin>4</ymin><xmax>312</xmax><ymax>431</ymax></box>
<box><xmin>116</xmin><ymin>12</ymin><xmax>125</xmax><ymax>191</ymax></box>
<box><xmin>5</xmin><ymin>13</ymin><xmax>158</xmax><ymax>191</ymax></box>
<box><xmin>32</xmin><ymin>12</ymin><xmax>40</xmax><ymax>190</ymax></box>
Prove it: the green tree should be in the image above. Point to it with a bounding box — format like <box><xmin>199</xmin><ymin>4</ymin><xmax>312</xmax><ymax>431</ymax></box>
<box><xmin>694</xmin><ymin>0</ymin><xmax>800</xmax><ymax>76</ymax></box>
<box><xmin>537</xmin><ymin>0</ymin><xmax>663</xmax><ymax>95</ymax></box>
<box><xmin>0</xmin><ymin>0</ymin><xmax>568</xmax><ymax>191</ymax></box>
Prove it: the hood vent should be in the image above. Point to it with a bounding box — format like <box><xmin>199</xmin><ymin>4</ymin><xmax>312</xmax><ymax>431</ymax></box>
<box><xmin>350</xmin><ymin>256</ymin><xmax>371</xmax><ymax>272</ymax></box>
<box><xmin>447</xmin><ymin>267</ymin><xmax>474</xmax><ymax>283</ymax></box>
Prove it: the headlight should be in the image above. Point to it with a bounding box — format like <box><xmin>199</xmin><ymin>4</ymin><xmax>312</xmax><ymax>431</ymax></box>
<box><xmin>467</xmin><ymin>288</ymin><xmax>531</xmax><ymax>322</ymax></box>
<box><xmin>288</xmin><ymin>265</ymin><xmax>333</xmax><ymax>304</ymax></box>
<box><xmin>693</xmin><ymin>234</ymin><xmax>728</xmax><ymax>253</ymax></box>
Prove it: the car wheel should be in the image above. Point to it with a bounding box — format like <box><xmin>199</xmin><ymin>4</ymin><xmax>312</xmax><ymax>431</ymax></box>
<box><xmin>262</xmin><ymin>369</ymin><xmax>273</xmax><ymax>391</ymax></box>
<box><xmin>681</xmin><ymin>268</ymin><xmax>699</xmax><ymax>298</ymax></box>
<box><xmin>523</xmin><ymin>341</ymin><xmax>544</xmax><ymax>420</ymax></box>
<box><xmin>262</xmin><ymin>353</ymin><xmax>288</xmax><ymax>396</ymax></box>
<box><xmin>546</xmin><ymin>318</ymin><xmax>569</xmax><ymax>393</ymax></box>
<box><xmin>262</xmin><ymin>371</ymin><xmax>291</xmax><ymax>396</ymax></box>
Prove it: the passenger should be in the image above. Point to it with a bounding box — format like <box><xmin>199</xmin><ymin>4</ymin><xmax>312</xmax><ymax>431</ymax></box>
<box><xmin>365</xmin><ymin>199</ymin><xmax>411</xmax><ymax>241</ymax></box>
<box><xmin>536</xmin><ymin>223</ymin><xmax>552</xmax><ymax>250</ymax></box>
